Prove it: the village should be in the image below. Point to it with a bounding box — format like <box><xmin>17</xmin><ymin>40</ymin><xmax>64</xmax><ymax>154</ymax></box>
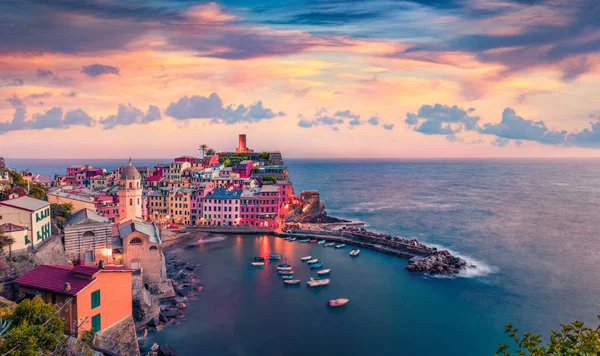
<box><xmin>0</xmin><ymin>134</ymin><xmax>467</xmax><ymax>355</ymax></box>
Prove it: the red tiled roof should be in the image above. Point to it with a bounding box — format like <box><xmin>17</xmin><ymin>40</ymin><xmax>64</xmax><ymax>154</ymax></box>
<box><xmin>145</xmin><ymin>176</ymin><xmax>161</xmax><ymax>181</ymax></box>
<box><xmin>14</xmin><ymin>265</ymin><xmax>132</xmax><ymax>296</ymax></box>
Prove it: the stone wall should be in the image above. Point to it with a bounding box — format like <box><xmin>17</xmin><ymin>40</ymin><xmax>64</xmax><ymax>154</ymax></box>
<box><xmin>93</xmin><ymin>315</ymin><xmax>140</xmax><ymax>356</ymax></box>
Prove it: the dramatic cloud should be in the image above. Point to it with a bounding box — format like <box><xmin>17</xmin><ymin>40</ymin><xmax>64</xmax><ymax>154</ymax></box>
<box><xmin>166</xmin><ymin>93</ymin><xmax>282</xmax><ymax>124</ymax></box>
<box><xmin>100</xmin><ymin>104</ymin><xmax>161</xmax><ymax>129</ymax></box>
<box><xmin>81</xmin><ymin>64</ymin><xmax>120</xmax><ymax>77</ymax></box>
<box><xmin>0</xmin><ymin>107</ymin><xmax>95</xmax><ymax>134</ymax></box>
<box><xmin>405</xmin><ymin>104</ymin><xmax>480</xmax><ymax>138</ymax></box>
<box><xmin>298</xmin><ymin>109</ymin><xmax>391</xmax><ymax>130</ymax></box>
<box><xmin>479</xmin><ymin>108</ymin><xmax>567</xmax><ymax>145</ymax></box>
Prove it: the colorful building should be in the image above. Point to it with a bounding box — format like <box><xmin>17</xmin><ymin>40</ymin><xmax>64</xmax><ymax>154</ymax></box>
<box><xmin>64</xmin><ymin>209</ymin><xmax>113</xmax><ymax>265</ymax></box>
<box><xmin>0</xmin><ymin>196</ymin><xmax>52</xmax><ymax>248</ymax></box>
<box><xmin>118</xmin><ymin>160</ymin><xmax>142</xmax><ymax>222</ymax></box>
<box><xmin>239</xmin><ymin>185</ymin><xmax>280</xmax><ymax>228</ymax></box>
<box><xmin>201</xmin><ymin>188</ymin><xmax>242</xmax><ymax>226</ymax></box>
<box><xmin>0</xmin><ymin>223</ymin><xmax>30</xmax><ymax>254</ymax></box>
<box><xmin>114</xmin><ymin>221</ymin><xmax>166</xmax><ymax>284</ymax></box>
<box><xmin>232</xmin><ymin>160</ymin><xmax>254</xmax><ymax>178</ymax></box>
<box><xmin>14</xmin><ymin>264</ymin><xmax>133</xmax><ymax>337</ymax></box>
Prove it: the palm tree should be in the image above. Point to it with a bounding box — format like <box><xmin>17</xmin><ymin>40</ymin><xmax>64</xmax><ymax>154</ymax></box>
<box><xmin>206</xmin><ymin>148</ymin><xmax>216</xmax><ymax>156</ymax></box>
<box><xmin>199</xmin><ymin>144</ymin><xmax>208</xmax><ymax>159</ymax></box>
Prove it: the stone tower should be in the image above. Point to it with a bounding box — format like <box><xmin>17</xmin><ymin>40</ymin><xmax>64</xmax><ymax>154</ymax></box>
<box><xmin>118</xmin><ymin>159</ymin><xmax>142</xmax><ymax>222</ymax></box>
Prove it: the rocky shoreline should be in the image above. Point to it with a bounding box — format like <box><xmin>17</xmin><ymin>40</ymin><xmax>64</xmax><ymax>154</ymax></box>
<box><xmin>138</xmin><ymin>251</ymin><xmax>204</xmax><ymax>356</ymax></box>
<box><xmin>405</xmin><ymin>250</ymin><xmax>470</xmax><ymax>276</ymax></box>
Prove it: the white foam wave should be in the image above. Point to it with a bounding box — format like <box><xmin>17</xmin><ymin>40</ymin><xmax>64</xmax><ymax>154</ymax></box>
<box><xmin>193</xmin><ymin>236</ymin><xmax>226</xmax><ymax>244</ymax></box>
<box><xmin>425</xmin><ymin>243</ymin><xmax>497</xmax><ymax>278</ymax></box>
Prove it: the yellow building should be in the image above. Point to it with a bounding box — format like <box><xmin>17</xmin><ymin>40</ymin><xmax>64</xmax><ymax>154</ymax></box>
<box><xmin>0</xmin><ymin>196</ymin><xmax>52</xmax><ymax>252</ymax></box>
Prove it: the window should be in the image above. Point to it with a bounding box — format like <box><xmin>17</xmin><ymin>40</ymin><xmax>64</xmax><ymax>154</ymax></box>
<box><xmin>92</xmin><ymin>314</ymin><xmax>101</xmax><ymax>333</ymax></box>
<box><xmin>149</xmin><ymin>246</ymin><xmax>158</xmax><ymax>251</ymax></box>
<box><xmin>91</xmin><ymin>290</ymin><xmax>100</xmax><ymax>309</ymax></box>
<box><xmin>131</xmin><ymin>260</ymin><xmax>141</xmax><ymax>270</ymax></box>
<box><xmin>129</xmin><ymin>238</ymin><xmax>143</xmax><ymax>245</ymax></box>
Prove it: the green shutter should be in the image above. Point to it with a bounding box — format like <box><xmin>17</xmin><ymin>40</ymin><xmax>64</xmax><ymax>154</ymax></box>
<box><xmin>91</xmin><ymin>290</ymin><xmax>100</xmax><ymax>309</ymax></box>
<box><xmin>24</xmin><ymin>234</ymin><xmax>30</xmax><ymax>244</ymax></box>
<box><xmin>36</xmin><ymin>212</ymin><xmax>40</xmax><ymax>222</ymax></box>
<box><xmin>91</xmin><ymin>314</ymin><xmax>101</xmax><ymax>333</ymax></box>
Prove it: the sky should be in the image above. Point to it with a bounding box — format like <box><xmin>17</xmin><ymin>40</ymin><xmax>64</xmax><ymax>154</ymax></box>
<box><xmin>1</xmin><ymin>0</ymin><xmax>600</xmax><ymax>158</ymax></box>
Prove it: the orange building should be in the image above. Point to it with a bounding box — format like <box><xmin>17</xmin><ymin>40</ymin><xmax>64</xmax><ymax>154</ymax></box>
<box><xmin>14</xmin><ymin>264</ymin><xmax>133</xmax><ymax>337</ymax></box>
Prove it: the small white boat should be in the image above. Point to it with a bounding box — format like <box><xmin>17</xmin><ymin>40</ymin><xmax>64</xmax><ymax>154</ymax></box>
<box><xmin>284</xmin><ymin>279</ymin><xmax>301</xmax><ymax>285</ymax></box>
<box><xmin>317</xmin><ymin>269</ymin><xmax>331</xmax><ymax>275</ymax></box>
<box><xmin>277</xmin><ymin>266</ymin><xmax>293</xmax><ymax>271</ymax></box>
<box><xmin>335</xmin><ymin>244</ymin><xmax>346</xmax><ymax>249</ymax></box>
<box><xmin>279</xmin><ymin>270</ymin><xmax>294</xmax><ymax>275</ymax></box>
<box><xmin>307</xmin><ymin>278</ymin><xmax>330</xmax><ymax>287</ymax></box>
<box><xmin>301</xmin><ymin>256</ymin><xmax>312</xmax><ymax>261</ymax></box>
<box><xmin>350</xmin><ymin>249</ymin><xmax>360</xmax><ymax>256</ymax></box>
<box><xmin>329</xmin><ymin>298</ymin><xmax>349</xmax><ymax>307</ymax></box>
<box><xmin>317</xmin><ymin>240</ymin><xmax>326</xmax><ymax>244</ymax></box>
<box><xmin>324</xmin><ymin>243</ymin><xmax>335</xmax><ymax>247</ymax></box>
<box><xmin>307</xmin><ymin>259</ymin><xmax>319</xmax><ymax>264</ymax></box>
<box><xmin>251</xmin><ymin>262</ymin><xmax>265</xmax><ymax>266</ymax></box>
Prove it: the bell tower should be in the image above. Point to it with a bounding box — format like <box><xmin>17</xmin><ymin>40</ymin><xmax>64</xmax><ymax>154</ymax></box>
<box><xmin>118</xmin><ymin>159</ymin><xmax>142</xmax><ymax>222</ymax></box>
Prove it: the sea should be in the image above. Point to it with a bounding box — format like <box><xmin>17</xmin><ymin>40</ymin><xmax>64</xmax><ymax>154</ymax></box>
<box><xmin>5</xmin><ymin>158</ymin><xmax>600</xmax><ymax>355</ymax></box>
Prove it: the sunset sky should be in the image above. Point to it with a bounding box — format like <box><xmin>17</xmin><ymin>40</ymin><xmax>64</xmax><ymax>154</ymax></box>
<box><xmin>1</xmin><ymin>0</ymin><xmax>599</xmax><ymax>158</ymax></box>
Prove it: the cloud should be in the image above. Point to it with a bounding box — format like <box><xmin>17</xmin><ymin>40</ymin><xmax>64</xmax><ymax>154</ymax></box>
<box><xmin>81</xmin><ymin>64</ymin><xmax>120</xmax><ymax>77</ymax></box>
<box><xmin>27</xmin><ymin>92</ymin><xmax>53</xmax><ymax>100</ymax></box>
<box><xmin>0</xmin><ymin>78</ymin><xmax>24</xmax><ymax>87</ymax></box>
<box><xmin>479</xmin><ymin>108</ymin><xmax>567</xmax><ymax>145</ymax></box>
<box><xmin>7</xmin><ymin>95</ymin><xmax>24</xmax><ymax>108</ymax></box>
<box><xmin>383</xmin><ymin>123</ymin><xmax>394</xmax><ymax>130</ymax></box>
<box><xmin>405</xmin><ymin>104</ymin><xmax>480</xmax><ymax>138</ymax></box>
<box><xmin>166</xmin><ymin>93</ymin><xmax>282</xmax><ymax>124</ymax></box>
<box><xmin>0</xmin><ymin>107</ymin><xmax>95</xmax><ymax>134</ymax></box>
<box><xmin>35</xmin><ymin>69</ymin><xmax>73</xmax><ymax>86</ymax></box>
<box><xmin>100</xmin><ymin>103</ymin><xmax>160</xmax><ymax>129</ymax></box>
<box><xmin>298</xmin><ymin>109</ymin><xmax>392</xmax><ymax>130</ymax></box>
<box><xmin>367</xmin><ymin>116</ymin><xmax>380</xmax><ymax>126</ymax></box>
<box><xmin>567</xmin><ymin>121</ymin><xmax>600</xmax><ymax>148</ymax></box>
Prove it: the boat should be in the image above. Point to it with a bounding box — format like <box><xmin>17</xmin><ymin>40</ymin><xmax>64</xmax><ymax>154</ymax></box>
<box><xmin>284</xmin><ymin>279</ymin><xmax>301</xmax><ymax>285</ymax></box>
<box><xmin>277</xmin><ymin>266</ymin><xmax>292</xmax><ymax>271</ymax></box>
<box><xmin>307</xmin><ymin>259</ymin><xmax>319</xmax><ymax>264</ymax></box>
<box><xmin>307</xmin><ymin>278</ymin><xmax>330</xmax><ymax>287</ymax></box>
<box><xmin>328</xmin><ymin>298</ymin><xmax>349</xmax><ymax>307</ymax></box>
<box><xmin>309</xmin><ymin>239</ymin><xmax>317</xmax><ymax>243</ymax></box>
<box><xmin>269</xmin><ymin>254</ymin><xmax>283</xmax><ymax>260</ymax></box>
<box><xmin>254</xmin><ymin>256</ymin><xmax>265</xmax><ymax>261</ymax></box>
<box><xmin>335</xmin><ymin>244</ymin><xmax>346</xmax><ymax>249</ymax></box>
<box><xmin>317</xmin><ymin>240</ymin><xmax>326</xmax><ymax>244</ymax></box>
<box><xmin>299</xmin><ymin>239</ymin><xmax>310</xmax><ymax>243</ymax></box>
<box><xmin>310</xmin><ymin>263</ymin><xmax>323</xmax><ymax>269</ymax></box>
<box><xmin>281</xmin><ymin>275</ymin><xmax>294</xmax><ymax>280</ymax></box>
<box><xmin>317</xmin><ymin>269</ymin><xmax>331</xmax><ymax>275</ymax></box>
<box><xmin>279</xmin><ymin>270</ymin><xmax>294</xmax><ymax>275</ymax></box>
<box><xmin>251</xmin><ymin>262</ymin><xmax>264</xmax><ymax>266</ymax></box>
<box><xmin>279</xmin><ymin>263</ymin><xmax>291</xmax><ymax>267</ymax></box>
<box><xmin>301</xmin><ymin>256</ymin><xmax>312</xmax><ymax>261</ymax></box>
<box><xmin>289</xmin><ymin>238</ymin><xmax>297</xmax><ymax>242</ymax></box>
<box><xmin>324</xmin><ymin>243</ymin><xmax>335</xmax><ymax>247</ymax></box>
<box><xmin>350</xmin><ymin>249</ymin><xmax>360</xmax><ymax>256</ymax></box>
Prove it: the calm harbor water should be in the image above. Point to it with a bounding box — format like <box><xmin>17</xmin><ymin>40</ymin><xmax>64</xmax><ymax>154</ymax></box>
<box><xmin>6</xmin><ymin>158</ymin><xmax>600</xmax><ymax>355</ymax></box>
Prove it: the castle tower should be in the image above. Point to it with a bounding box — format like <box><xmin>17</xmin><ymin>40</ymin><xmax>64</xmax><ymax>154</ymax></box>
<box><xmin>118</xmin><ymin>159</ymin><xmax>142</xmax><ymax>222</ymax></box>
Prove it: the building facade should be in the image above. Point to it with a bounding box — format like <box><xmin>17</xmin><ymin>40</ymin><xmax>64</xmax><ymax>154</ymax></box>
<box><xmin>0</xmin><ymin>196</ymin><xmax>52</xmax><ymax>250</ymax></box>
<box><xmin>64</xmin><ymin>209</ymin><xmax>113</xmax><ymax>265</ymax></box>
<box><xmin>118</xmin><ymin>160</ymin><xmax>142</xmax><ymax>222</ymax></box>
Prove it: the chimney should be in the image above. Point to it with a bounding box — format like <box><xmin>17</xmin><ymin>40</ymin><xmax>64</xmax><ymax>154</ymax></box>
<box><xmin>98</xmin><ymin>260</ymin><xmax>104</xmax><ymax>269</ymax></box>
<box><xmin>64</xmin><ymin>282</ymin><xmax>71</xmax><ymax>292</ymax></box>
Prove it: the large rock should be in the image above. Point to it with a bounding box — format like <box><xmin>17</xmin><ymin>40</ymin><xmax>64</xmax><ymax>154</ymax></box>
<box><xmin>93</xmin><ymin>315</ymin><xmax>140</xmax><ymax>356</ymax></box>
<box><xmin>158</xmin><ymin>344</ymin><xmax>177</xmax><ymax>356</ymax></box>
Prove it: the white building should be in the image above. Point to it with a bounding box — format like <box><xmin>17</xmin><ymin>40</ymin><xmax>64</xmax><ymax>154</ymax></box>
<box><xmin>0</xmin><ymin>196</ymin><xmax>52</xmax><ymax>252</ymax></box>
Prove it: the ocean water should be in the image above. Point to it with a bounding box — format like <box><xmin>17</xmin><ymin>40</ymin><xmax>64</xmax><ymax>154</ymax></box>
<box><xmin>5</xmin><ymin>158</ymin><xmax>600</xmax><ymax>354</ymax></box>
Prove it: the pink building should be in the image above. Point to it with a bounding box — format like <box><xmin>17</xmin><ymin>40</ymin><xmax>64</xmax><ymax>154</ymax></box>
<box><xmin>202</xmin><ymin>155</ymin><xmax>219</xmax><ymax>168</ymax></box>
<box><xmin>232</xmin><ymin>160</ymin><xmax>253</xmax><ymax>178</ymax></box>
<box><xmin>200</xmin><ymin>188</ymin><xmax>241</xmax><ymax>226</ymax></box>
<box><xmin>240</xmin><ymin>185</ymin><xmax>281</xmax><ymax>228</ymax></box>
<box><xmin>67</xmin><ymin>165</ymin><xmax>85</xmax><ymax>176</ymax></box>
<box><xmin>174</xmin><ymin>156</ymin><xmax>198</xmax><ymax>164</ymax></box>
<box><xmin>190</xmin><ymin>182</ymin><xmax>215</xmax><ymax>225</ymax></box>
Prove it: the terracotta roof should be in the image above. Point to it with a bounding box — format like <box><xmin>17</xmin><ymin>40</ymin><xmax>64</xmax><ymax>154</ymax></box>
<box><xmin>145</xmin><ymin>176</ymin><xmax>162</xmax><ymax>181</ymax></box>
<box><xmin>14</xmin><ymin>265</ymin><xmax>132</xmax><ymax>296</ymax></box>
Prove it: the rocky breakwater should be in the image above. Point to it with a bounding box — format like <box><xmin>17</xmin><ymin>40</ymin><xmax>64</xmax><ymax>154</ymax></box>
<box><xmin>406</xmin><ymin>250</ymin><xmax>468</xmax><ymax>276</ymax></box>
<box><xmin>138</xmin><ymin>256</ymin><xmax>203</xmax><ymax>355</ymax></box>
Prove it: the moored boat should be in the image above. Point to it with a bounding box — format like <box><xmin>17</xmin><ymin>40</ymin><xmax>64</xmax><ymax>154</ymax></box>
<box><xmin>307</xmin><ymin>278</ymin><xmax>330</xmax><ymax>287</ymax></box>
<box><xmin>254</xmin><ymin>256</ymin><xmax>265</xmax><ymax>261</ymax></box>
<box><xmin>307</xmin><ymin>258</ymin><xmax>319</xmax><ymax>264</ymax></box>
<box><xmin>279</xmin><ymin>263</ymin><xmax>291</xmax><ymax>267</ymax></box>
<box><xmin>284</xmin><ymin>279</ymin><xmax>301</xmax><ymax>285</ymax></box>
<box><xmin>335</xmin><ymin>244</ymin><xmax>346</xmax><ymax>249</ymax></box>
<box><xmin>289</xmin><ymin>238</ymin><xmax>297</xmax><ymax>242</ymax></box>
<box><xmin>277</xmin><ymin>266</ymin><xmax>292</xmax><ymax>271</ymax></box>
<box><xmin>251</xmin><ymin>262</ymin><xmax>265</xmax><ymax>266</ymax></box>
<box><xmin>281</xmin><ymin>275</ymin><xmax>294</xmax><ymax>280</ymax></box>
<box><xmin>350</xmin><ymin>249</ymin><xmax>360</xmax><ymax>256</ymax></box>
<box><xmin>309</xmin><ymin>239</ymin><xmax>317</xmax><ymax>243</ymax></box>
<box><xmin>279</xmin><ymin>270</ymin><xmax>294</xmax><ymax>275</ymax></box>
<box><xmin>269</xmin><ymin>254</ymin><xmax>283</xmax><ymax>260</ymax></box>
<box><xmin>310</xmin><ymin>262</ymin><xmax>323</xmax><ymax>269</ymax></box>
<box><xmin>324</xmin><ymin>242</ymin><xmax>335</xmax><ymax>247</ymax></box>
<box><xmin>301</xmin><ymin>256</ymin><xmax>312</xmax><ymax>261</ymax></box>
<box><xmin>328</xmin><ymin>298</ymin><xmax>349</xmax><ymax>307</ymax></box>
<box><xmin>317</xmin><ymin>269</ymin><xmax>331</xmax><ymax>275</ymax></box>
<box><xmin>317</xmin><ymin>240</ymin><xmax>326</xmax><ymax>244</ymax></box>
<box><xmin>299</xmin><ymin>239</ymin><xmax>310</xmax><ymax>243</ymax></box>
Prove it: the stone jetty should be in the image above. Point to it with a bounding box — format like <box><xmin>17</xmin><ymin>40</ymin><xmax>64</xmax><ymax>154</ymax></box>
<box><xmin>405</xmin><ymin>250</ymin><xmax>468</xmax><ymax>276</ymax></box>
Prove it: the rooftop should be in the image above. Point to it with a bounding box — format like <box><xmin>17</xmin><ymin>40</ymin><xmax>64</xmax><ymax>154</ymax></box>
<box><xmin>206</xmin><ymin>187</ymin><xmax>243</xmax><ymax>199</ymax></box>
<box><xmin>0</xmin><ymin>196</ymin><xmax>50</xmax><ymax>212</ymax></box>
<box><xmin>260</xmin><ymin>185</ymin><xmax>280</xmax><ymax>193</ymax></box>
<box><xmin>14</xmin><ymin>265</ymin><xmax>132</xmax><ymax>296</ymax></box>
<box><xmin>118</xmin><ymin>221</ymin><xmax>162</xmax><ymax>244</ymax></box>
<box><xmin>0</xmin><ymin>223</ymin><xmax>27</xmax><ymax>232</ymax></box>
<box><xmin>66</xmin><ymin>208</ymin><xmax>109</xmax><ymax>226</ymax></box>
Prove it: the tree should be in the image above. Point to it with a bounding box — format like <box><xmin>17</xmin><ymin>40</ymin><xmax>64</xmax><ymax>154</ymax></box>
<box><xmin>259</xmin><ymin>152</ymin><xmax>270</xmax><ymax>161</ymax></box>
<box><xmin>199</xmin><ymin>144</ymin><xmax>208</xmax><ymax>158</ymax></box>
<box><xmin>0</xmin><ymin>296</ymin><xmax>66</xmax><ymax>355</ymax></box>
<box><xmin>0</xmin><ymin>227</ymin><xmax>15</xmax><ymax>258</ymax></box>
<box><xmin>206</xmin><ymin>148</ymin><xmax>216</xmax><ymax>156</ymax></box>
<box><xmin>262</xmin><ymin>175</ymin><xmax>277</xmax><ymax>183</ymax></box>
<box><xmin>51</xmin><ymin>203</ymin><xmax>73</xmax><ymax>229</ymax></box>
<box><xmin>497</xmin><ymin>316</ymin><xmax>600</xmax><ymax>355</ymax></box>
<box><xmin>223</xmin><ymin>159</ymin><xmax>231</xmax><ymax>167</ymax></box>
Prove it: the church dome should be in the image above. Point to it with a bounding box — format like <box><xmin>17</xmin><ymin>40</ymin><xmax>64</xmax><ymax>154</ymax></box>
<box><xmin>121</xmin><ymin>159</ymin><xmax>141</xmax><ymax>180</ymax></box>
